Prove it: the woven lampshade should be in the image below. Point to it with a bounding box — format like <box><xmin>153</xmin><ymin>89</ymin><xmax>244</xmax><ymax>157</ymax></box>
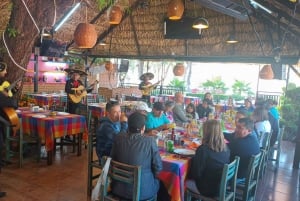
<box><xmin>259</xmin><ymin>64</ymin><xmax>274</xmax><ymax>79</ymax></box>
<box><xmin>74</xmin><ymin>23</ymin><xmax>97</xmax><ymax>48</ymax></box>
<box><xmin>109</xmin><ymin>6</ymin><xmax>122</xmax><ymax>25</ymax></box>
<box><xmin>173</xmin><ymin>63</ymin><xmax>185</xmax><ymax>76</ymax></box>
<box><xmin>105</xmin><ymin>61</ymin><xmax>114</xmax><ymax>71</ymax></box>
<box><xmin>167</xmin><ymin>0</ymin><xmax>184</xmax><ymax>20</ymax></box>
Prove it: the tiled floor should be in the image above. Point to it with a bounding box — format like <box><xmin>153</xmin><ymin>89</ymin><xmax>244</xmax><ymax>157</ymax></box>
<box><xmin>0</xmin><ymin>141</ymin><xmax>299</xmax><ymax>201</ymax></box>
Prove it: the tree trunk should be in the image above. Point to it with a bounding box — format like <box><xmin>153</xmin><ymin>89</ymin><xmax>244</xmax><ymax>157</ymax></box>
<box><xmin>1</xmin><ymin>0</ymin><xmax>73</xmax><ymax>95</ymax></box>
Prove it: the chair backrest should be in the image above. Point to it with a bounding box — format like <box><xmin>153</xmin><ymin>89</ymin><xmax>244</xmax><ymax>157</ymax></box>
<box><xmin>219</xmin><ymin>156</ymin><xmax>240</xmax><ymax>201</ymax></box>
<box><xmin>242</xmin><ymin>150</ymin><xmax>265</xmax><ymax>200</ymax></box>
<box><xmin>261</xmin><ymin>132</ymin><xmax>272</xmax><ymax>151</ymax></box>
<box><xmin>104</xmin><ymin>159</ymin><xmax>142</xmax><ymax>201</ymax></box>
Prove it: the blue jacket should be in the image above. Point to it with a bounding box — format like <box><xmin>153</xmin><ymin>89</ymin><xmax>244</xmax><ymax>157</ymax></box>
<box><xmin>95</xmin><ymin>117</ymin><xmax>128</xmax><ymax>160</ymax></box>
<box><xmin>111</xmin><ymin>133</ymin><xmax>162</xmax><ymax>200</ymax></box>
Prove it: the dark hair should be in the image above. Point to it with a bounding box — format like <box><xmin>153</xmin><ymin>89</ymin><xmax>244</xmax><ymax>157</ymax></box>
<box><xmin>0</xmin><ymin>62</ymin><xmax>7</xmax><ymax>72</ymax></box>
<box><xmin>165</xmin><ymin>101</ymin><xmax>175</xmax><ymax>108</ymax></box>
<box><xmin>252</xmin><ymin>106</ymin><xmax>269</xmax><ymax>122</ymax></box>
<box><xmin>105</xmin><ymin>101</ymin><xmax>120</xmax><ymax>112</ymax></box>
<box><xmin>128</xmin><ymin>112</ymin><xmax>146</xmax><ymax>133</ymax></box>
<box><xmin>153</xmin><ymin>102</ymin><xmax>165</xmax><ymax>111</ymax></box>
<box><xmin>186</xmin><ymin>103</ymin><xmax>197</xmax><ymax>118</ymax></box>
<box><xmin>238</xmin><ymin>117</ymin><xmax>254</xmax><ymax>131</ymax></box>
<box><xmin>236</xmin><ymin>109</ymin><xmax>249</xmax><ymax>117</ymax></box>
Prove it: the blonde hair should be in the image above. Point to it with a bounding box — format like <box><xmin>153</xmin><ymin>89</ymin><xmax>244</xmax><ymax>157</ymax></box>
<box><xmin>202</xmin><ymin>119</ymin><xmax>226</xmax><ymax>152</ymax></box>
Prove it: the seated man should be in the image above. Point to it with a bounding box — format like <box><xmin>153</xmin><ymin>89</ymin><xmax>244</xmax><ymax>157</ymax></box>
<box><xmin>134</xmin><ymin>101</ymin><xmax>152</xmax><ymax>116</ymax></box>
<box><xmin>173</xmin><ymin>92</ymin><xmax>189</xmax><ymax>126</ymax></box>
<box><xmin>96</xmin><ymin>101</ymin><xmax>128</xmax><ymax>161</ymax></box>
<box><xmin>196</xmin><ymin>99</ymin><xmax>212</xmax><ymax>119</ymax></box>
<box><xmin>225</xmin><ymin>117</ymin><xmax>260</xmax><ymax>180</ymax></box>
<box><xmin>145</xmin><ymin>102</ymin><xmax>170</xmax><ymax>134</ymax></box>
<box><xmin>111</xmin><ymin>112</ymin><xmax>163</xmax><ymax>200</ymax></box>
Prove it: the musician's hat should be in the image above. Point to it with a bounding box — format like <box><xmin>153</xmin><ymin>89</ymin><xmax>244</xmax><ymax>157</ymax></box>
<box><xmin>0</xmin><ymin>62</ymin><xmax>7</xmax><ymax>72</ymax></box>
<box><xmin>140</xmin><ymin>72</ymin><xmax>154</xmax><ymax>80</ymax></box>
<box><xmin>64</xmin><ymin>64</ymin><xmax>88</xmax><ymax>76</ymax></box>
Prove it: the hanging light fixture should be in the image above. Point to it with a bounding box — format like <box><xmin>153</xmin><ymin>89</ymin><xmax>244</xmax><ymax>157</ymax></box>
<box><xmin>74</xmin><ymin>23</ymin><xmax>97</xmax><ymax>48</ymax></box>
<box><xmin>173</xmin><ymin>63</ymin><xmax>185</xmax><ymax>76</ymax></box>
<box><xmin>167</xmin><ymin>0</ymin><xmax>184</xmax><ymax>20</ymax></box>
<box><xmin>192</xmin><ymin>17</ymin><xmax>209</xmax><ymax>29</ymax></box>
<box><xmin>259</xmin><ymin>64</ymin><xmax>274</xmax><ymax>79</ymax></box>
<box><xmin>226</xmin><ymin>18</ymin><xmax>238</xmax><ymax>44</ymax></box>
<box><xmin>109</xmin><ymin>5</ymin><xmax>123</xmax><ymax>25</ymax></box>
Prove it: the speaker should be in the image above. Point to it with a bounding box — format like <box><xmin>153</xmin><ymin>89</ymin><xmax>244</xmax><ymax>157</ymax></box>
<box><xmin>118</xmin><ymin>59</ymin><xmax>129</xmax><ymax>72</ymax></box>
<box><xmin>272</xmin><ymin>63</ymin><xmax>286</xmax><ymax>80</ymax></box>
<box><xmin>164</xmin><ymin>17</ymin><xmax>201</xmax><ymax>39</ymax></box>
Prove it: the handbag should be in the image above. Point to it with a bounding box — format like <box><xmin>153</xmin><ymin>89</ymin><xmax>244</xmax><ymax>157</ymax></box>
<box><xmin>91</xmin><ymin>157</ymin><xmax>112</xmax><ymax>201</ymax></box>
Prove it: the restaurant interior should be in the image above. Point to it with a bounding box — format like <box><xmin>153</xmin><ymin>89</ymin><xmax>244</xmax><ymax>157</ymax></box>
<box><xmin>0</xmin><ymin>0</ymin><xmax>300</xmax><ymax>201</ymax></box>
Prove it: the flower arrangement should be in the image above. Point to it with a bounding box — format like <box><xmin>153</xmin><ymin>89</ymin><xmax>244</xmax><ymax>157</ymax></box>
<box><xmin>18</xmin><ymin>94</ymin><xmax>37</xmax><ymax>107</ymax></box>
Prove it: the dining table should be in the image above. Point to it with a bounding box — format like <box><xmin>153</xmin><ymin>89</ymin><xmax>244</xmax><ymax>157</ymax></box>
<box><xmin>17</xmin><ymin>107</ymin><xmax>88</xmax><ymax>165</ymax></box>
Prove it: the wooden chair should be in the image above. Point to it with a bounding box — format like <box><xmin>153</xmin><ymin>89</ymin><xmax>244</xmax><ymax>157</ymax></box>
<box><xmin>185</xmin><ymin>156</ymin><xmax>240</xmax><ymax>201</ymax></box>
<box><xmin>260</xmin><ymin>132</ymin><xmax>272</xmax><ymax>177</ymax></box>
<box><xmin>102</xmin><ymin>159</ymin><xmax>157</xmax><ymax>201</ymax></box>
<box><xmin>269</xmin><ymin>127</ymin><xmax>285</xmax><ymax>168</ymax></box>
<box><xmin>5</xmin><ymin>117</ymin><xmax>41</xmax><ymax>168</ymax></box>
<box><xmin>235</xmin><ymin>150</ymin><xmax>265</xmax><ymax>201</ymax></box>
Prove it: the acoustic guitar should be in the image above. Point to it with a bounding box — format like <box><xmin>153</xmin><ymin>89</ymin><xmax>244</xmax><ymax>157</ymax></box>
<box><xmin>2</xmin><ymin>107</ymin><xmax>20</xmax><ymax>136</ymax></box>
<box><xmin>69</xmin><ymin>80</ymin><xmax>99</xmax><ymax>103</ymax></box>
<box><xmin>0</xmin><ymin>76</ymin><xmax>24</xmax><ymax>97</ymax></box>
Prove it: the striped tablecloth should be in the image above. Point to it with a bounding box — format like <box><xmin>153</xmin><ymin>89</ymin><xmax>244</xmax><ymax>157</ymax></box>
<box><xmin>20</xmin><ymin>112</ymin><xmax>87</xmax><ymax>152</ymax></box>
<box><xmin>158</xmin><ymin>152</ymin><xmax>190</xmax><ymax>201</ymax></box>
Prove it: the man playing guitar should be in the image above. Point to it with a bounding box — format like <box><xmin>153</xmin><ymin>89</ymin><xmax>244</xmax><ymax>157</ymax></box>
<box><xmin>65</xmin><ymin>67</ymin><xmax>97</xmax><ymax>114</ymax></box>
<box><xmin>0</xmin><ymin>61</ymin><xmax>21</xmax><ymax>198</ymax></box>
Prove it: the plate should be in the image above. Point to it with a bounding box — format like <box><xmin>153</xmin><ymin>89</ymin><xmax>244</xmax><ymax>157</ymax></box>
<box><xmin>173</xmin><ymin>148</ymin><xmax>195</xmax><ymax>156</ymax></box>
<box><xmin>32</xmin><ymin>114</ymin><xmax>47</xmax><ymax>118</ymax></box>
<box><xmin>57</xmin><ymin>112</ymin><xmax>69</xmax><ymax>115</ymax></box>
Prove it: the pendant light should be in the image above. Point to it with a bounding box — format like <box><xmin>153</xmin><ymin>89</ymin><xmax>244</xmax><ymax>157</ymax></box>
<box><xmin>109</xmin><ymin>5</ymin><xmax>122</xmax><ymax>25</ymax></box>
<box><xmin>192</xmin><ymin>17</ymin><xmax>209</xmax><ymax>29</ymax></box>
<box><xmin>226</xmin><ymin>18</ymin><xmax>238</xmax><ymax>44</ymax></box>
<box><xmin>167</xmin><ymin>0</ymin><xmax>184</xmax><ymax>20</ymax></box>
<box><xmin>259</xmin><ymin>64</ymin><xmax>274</xmax><ymax>79</ymax></box>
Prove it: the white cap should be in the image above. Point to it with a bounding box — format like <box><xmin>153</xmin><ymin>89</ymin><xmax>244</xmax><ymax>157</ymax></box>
<box><xmin>135</xmin><ymin>101</ymin><xmax>152</xmax><ymax>112</ymax></box>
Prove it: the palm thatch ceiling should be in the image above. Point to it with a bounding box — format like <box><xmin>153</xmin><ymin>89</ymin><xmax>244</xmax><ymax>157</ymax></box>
<box><xmin>0</xmin><ymin>0</ymin><xmax>300</xmax><ymax>64</ymax></box>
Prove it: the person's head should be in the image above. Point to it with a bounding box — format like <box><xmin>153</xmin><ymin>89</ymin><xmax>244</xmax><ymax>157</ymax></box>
<box><xmin>152</xmin><ymin>102</ymin><xmax>165</xmax><ymax>117</ymax></box>
<box><xmin>202</xmin><ymin>119</ymin><xmax>226</xmax><ymax>152</ymax></box>
<box><xmin>235</xmin><ymin>109</ymin><xmax>248</xmax><ymax>125</ymax></box>
<box><xmin>106</xmin><ymin>101</ymin><xmax>121</xmax><ymax>122</ymax></box>
<box><xmin>202</xmin><ymin>99</ymin><xmax>209</xmax><ymax>108</ymax></box>
<box><xmin>244</xmin><ymin>98</ymin><xmax>252</xmax><ymax>108</ymax></box>
<box><xmin>72</xmin><ymin>72</ymin><xmax>80</xmax><ymax>80</ymax></box>
<box><xmin>251</xmin><ymin>106</ymin><xmax>269</xmax><ymax>122</ymax></box>
<box><xmin>186</xmin><ymin>103</ymin><xmax>196</xmax><ymax>114</ymax></box>
<box><xmin>0</xmin><ymin>62</ymin><xmax>7</xmax><ymax>77</ymax></box>
<box><xmin>204</xmin><ymin>92</ymin><xmax>212</xmax><ymax>100</ymax></box>
<box><xmin>235</xmin><ymin>117</ymin><xmax>254</xmax><ymax>138</ymax></box>
<box><xmin>174</xmin><ymin>92</ymin><xmax>184</xmax><ymax>104</ymax></box>
<box><xmin>128</xmin><ymin>112</ymin><xmax>146</xmax><ymax>134</ymax></box>
<box><xmin>135</xmin><ymin>101</ymin><xmax>152</xmax><ymax>116</ymax></box>
<box><xmin>164</xmin><ymin>101</ymin><xmax>175</xmax><ymax>112</ymax></box>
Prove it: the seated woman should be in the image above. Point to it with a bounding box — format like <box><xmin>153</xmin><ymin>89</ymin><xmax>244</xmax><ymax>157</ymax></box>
<box><xmin>251</xmin><ymin>106</ymin><xmax>271</xmax><ymax>147</ymax></box>
<box><xmin>238</xmin><ymin>98</ymin><xmax>254</xmax><ymax>115</ymax></box>
<box><xmin>186</xmin><ymin>103</ymin><xmax>199</xmax><ymax>120</ymax></box>
<box><xmin>186</xmin><ymin>119</ymin><xmax>230</xmax><ymax>197</ymax></box>
<box><xmin>111</xmin><ymin>112</ymin><xmax>162</xmax><ymax>200</ymax></box>
<box><xmin>164</xmin><ymin>100</ymin><xmax>175</xmax><ymax>123</ymax></box>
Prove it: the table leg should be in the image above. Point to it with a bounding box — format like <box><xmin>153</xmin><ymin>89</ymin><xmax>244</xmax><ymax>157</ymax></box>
<box><xmin>77</xmin><ymin>133</ymin><xmax>82</xmax><ymax>156</ymax></box>
<box><xmin>47</xmin><ymin>150</ymin><xmax>53</xmax><ymax>165</ymax></box>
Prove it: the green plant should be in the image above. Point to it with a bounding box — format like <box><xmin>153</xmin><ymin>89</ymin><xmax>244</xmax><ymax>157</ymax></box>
<box><xmin>280</xmin><ymin>87</ymin><xmax>300</xmax><ymax>141</ymax></box>
<box><xmin>201</xmin><ymin>76</ymin><xmax>228</xmax><ymax>94</ymax></box>
<box><xmin>232</xmin><ymin>80</ymin><xmax>254</xmax><ymax>97</ymax></box>
<box><xmin>6</xmin><ymin>26</ymin><xmax>18</xmax><ymax>38</ymax></box>
<box><xmin>168</xmin><ymin>78</ymin><xmax>186</xmax><ymax>88</ymax></box>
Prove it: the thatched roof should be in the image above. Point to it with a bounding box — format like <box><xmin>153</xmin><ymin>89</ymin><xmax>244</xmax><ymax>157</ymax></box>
<box><xmin>1</xmin><ymin>0</ymin><xmax>300</xmax><ymax>64</ymax></box>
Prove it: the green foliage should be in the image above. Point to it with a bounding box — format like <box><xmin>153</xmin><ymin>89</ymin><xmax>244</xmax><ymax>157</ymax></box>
<box><xmin>201</xmin><ymin>76</ymin><xmax>228</xmax><ymax>94</ymax></box>
<box><xmin>280</xmin><ymin>87</ymin><xmax>300</xmax><ymax>141</ymax></box>
<box><xmin>6</xmin><ymin>26</ymin><xmax>18</xmax><ymax>38</ymax></box>
<box><xmin>96</xmin><ymin>0</ymin><xmax>113</xmax><ymax>9</ymax></box>
<box><xmin>168</xmin><ymin>78</ymin><xmax>186</xmax><ymax>88</ymax></box>
<box><xmin>232</xmin><ymin>80</ymin><xmax>254</xmax><ymax>97</ymax></box>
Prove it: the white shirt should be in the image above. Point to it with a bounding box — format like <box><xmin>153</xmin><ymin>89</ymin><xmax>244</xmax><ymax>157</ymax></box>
<box><xmin>254</xmin><ymin>120</ymin><xmax>271</xmax><ymax>147</ymax></box>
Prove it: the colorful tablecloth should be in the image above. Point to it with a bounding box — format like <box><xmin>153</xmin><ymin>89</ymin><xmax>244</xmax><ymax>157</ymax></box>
<box><xmin>151</xmin><ymin>95</ymin><xmax>200</xmax><ymax>105</ymax></box>
<box><xmin>29</xmin><ymin>93</ymin><xmax>65</xmax><ymax>107</ymax></box>
<box><xmin>158</xmin><ymin>153</ymin><xmax>190</xmax><ymax>201</ymax></box>
<box><xmin>20</xmin><ymin>112</ymin><xmax>87</xmax><ymax>151</ymax></box>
